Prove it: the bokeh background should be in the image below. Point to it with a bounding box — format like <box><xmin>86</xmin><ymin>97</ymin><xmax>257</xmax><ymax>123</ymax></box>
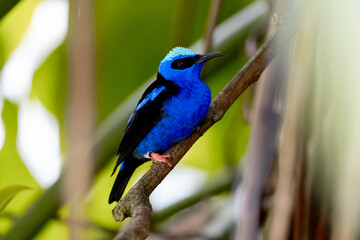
<box><xmin>1</xmin><ymin>0</ymin><xmax>360</xmax><ymax>239</ymax></box>
<box><xmin>0</xmin><ymin>0</ymin><xmax>262</xmax><ymax>239</ymax></box>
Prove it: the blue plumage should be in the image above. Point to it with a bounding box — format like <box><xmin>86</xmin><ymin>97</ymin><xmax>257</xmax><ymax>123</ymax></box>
<box><xmin>109</xmin><ymin>47</ymin><xmax>225</xmax><ymax>203</ymax></box>
<box><xmin>135</xmin><ymin>86</ymin><xmax>166</xmax><ymax>111</ymax></box>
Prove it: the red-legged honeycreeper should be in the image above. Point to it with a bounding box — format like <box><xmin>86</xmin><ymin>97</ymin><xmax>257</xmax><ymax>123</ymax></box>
<box><xmin>109</xmin><ymin>47</ymin><xmax>225</xmax><ymax>203</ymax></box>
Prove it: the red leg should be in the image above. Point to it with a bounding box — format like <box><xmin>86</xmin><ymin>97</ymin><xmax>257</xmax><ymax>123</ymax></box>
<box><xmin>149</xmin><ymin>152</ymin><xmax>172</xmax><ymax>167</ymax></box>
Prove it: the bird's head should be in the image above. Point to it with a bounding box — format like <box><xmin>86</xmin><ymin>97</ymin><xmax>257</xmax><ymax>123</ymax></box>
<box><xmin>158</xmin><ymin>47</ymin><xmax>225</xmax><ymax>82</ymax></box>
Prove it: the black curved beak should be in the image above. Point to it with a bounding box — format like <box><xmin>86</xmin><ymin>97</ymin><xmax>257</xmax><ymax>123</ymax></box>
<box><xmin>195</xmin><ymin>52</ymin><xmax>227</xmax><ymax>64</ymax></box>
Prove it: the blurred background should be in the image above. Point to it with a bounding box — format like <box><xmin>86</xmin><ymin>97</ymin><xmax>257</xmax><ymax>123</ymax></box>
<box><xmin>0</xmin><ymin>0</ymin><xmax>359</xmax><ymax>239</ymax></box>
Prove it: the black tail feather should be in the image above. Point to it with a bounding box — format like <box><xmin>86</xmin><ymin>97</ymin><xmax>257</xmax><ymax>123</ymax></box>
<box><xmin>108</xmin><ymin>162</ymin><xmax>136</xmax><ymax>204</ymax></box>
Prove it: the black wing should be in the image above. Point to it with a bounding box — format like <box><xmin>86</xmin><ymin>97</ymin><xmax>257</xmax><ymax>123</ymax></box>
<box><xmin>111</xmin><ymin>73</ymin><xmax>179</xmax><ymax>174</ymax></box>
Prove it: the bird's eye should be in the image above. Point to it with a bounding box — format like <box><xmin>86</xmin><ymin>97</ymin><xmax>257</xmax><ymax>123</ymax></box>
<box><xmin>177</xmin><ymin>60</ymin><xmax>184</xmax><ymax>68</ymax></box>
<box><xmin>171</xmin><ymin>58</ymin><xmax>195</xmax><ymax>70</ymax></box>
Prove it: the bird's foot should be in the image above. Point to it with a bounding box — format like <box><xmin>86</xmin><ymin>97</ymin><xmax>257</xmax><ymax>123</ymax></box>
<box><xmin>149</xmin><ymin>152</ymin><xmax>172</xmax><ymax>167</ymax></box>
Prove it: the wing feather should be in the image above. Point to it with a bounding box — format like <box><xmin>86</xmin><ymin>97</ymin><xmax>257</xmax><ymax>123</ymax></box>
<box><xmin>111</xmin><ymin>73</ymin><xmax>179</xmax><ymax>174</ymax></box>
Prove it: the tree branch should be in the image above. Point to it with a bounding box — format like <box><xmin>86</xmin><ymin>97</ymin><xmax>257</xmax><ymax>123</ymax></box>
<box><xmin>113</xmin><ymin>33</ymin><xmax>280</xmax><ymax>239</ymax></box>
<box><xmin>113</xmin><ymin>191</ymin><xmax>152</xmax><ymax>240</ymax></box>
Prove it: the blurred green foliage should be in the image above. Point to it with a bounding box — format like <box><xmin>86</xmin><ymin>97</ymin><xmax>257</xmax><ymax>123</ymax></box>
<box><xmin>0</xmin><ymin>184</ymin><xmax>32</xmax><ymax>213</ymax></box>
<box><xmin>95</xmin><ymin>0</ymin><xmax>252</xmax><ymax>122</ymax></box>
<box><xmin>0</xmin><ymin>0</ymin><xmax>258</xmax><ymax>238</ymax></box>
<box><xmin>0</xmin><ymin>0</ymin><xmax>41</xmax><ymax>68</ymax></box>
<box><xmin>0</xmin><ymin>100</ymin><xmax>41</xmax><ymax>234</ymax></box>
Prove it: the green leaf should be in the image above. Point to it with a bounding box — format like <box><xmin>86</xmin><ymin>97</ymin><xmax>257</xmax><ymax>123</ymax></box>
<box><xmin>0</xmin><ymin>185</ymin><xmax>32</xmax><ymax>213</ymax></box>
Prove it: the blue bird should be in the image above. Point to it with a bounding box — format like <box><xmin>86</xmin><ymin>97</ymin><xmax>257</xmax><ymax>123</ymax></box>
<box><xmin>109</xmin><ymin>47</ymin><xmax>225</xmax><ymax>203</ymax></box>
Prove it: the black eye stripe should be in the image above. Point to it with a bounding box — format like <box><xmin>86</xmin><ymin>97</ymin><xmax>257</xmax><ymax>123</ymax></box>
<box><xmin>171</xmin><ymin>55</ymin><xmax>200</xmax><ymax>70</ymax></box>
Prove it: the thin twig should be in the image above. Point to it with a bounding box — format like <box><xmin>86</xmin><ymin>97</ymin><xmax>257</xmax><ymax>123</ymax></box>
<box><xmin>113</xmin><ymin>33</ymin><xmax>280</xmax><ymax>239</ymax></box>
<box><xmin>65</xmin><ymin>0</ymin><xmax>95</xmax><ymax>239</ymax></box>
<box><xmin>203</xmin><ymin>0</ymin><xmax>222</xmax><ymax>54</ymax></box>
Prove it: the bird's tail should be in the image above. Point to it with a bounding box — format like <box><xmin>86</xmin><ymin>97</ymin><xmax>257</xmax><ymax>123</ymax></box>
<box><xmin>108</xmin><ymin>161</ymin><xmax>137</xmax><ymax>204</ymax></box>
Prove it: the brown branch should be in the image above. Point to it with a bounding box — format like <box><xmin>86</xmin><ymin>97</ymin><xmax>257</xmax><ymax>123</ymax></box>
<box><xmin>112</xmin><ymin>33</ymin><xmax>280</xmax><ymax>239</ymax></box>
<box><xmin>113</xmin><ymin>191</ymin><xmax>152</xmax><ymax>240</ymax></box>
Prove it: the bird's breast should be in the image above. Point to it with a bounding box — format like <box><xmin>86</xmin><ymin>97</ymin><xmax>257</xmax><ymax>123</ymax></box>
<box><xmin>163</xmin><ymin>82</ymin><xmax>211</xmax><ymax>130</ymax></box>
